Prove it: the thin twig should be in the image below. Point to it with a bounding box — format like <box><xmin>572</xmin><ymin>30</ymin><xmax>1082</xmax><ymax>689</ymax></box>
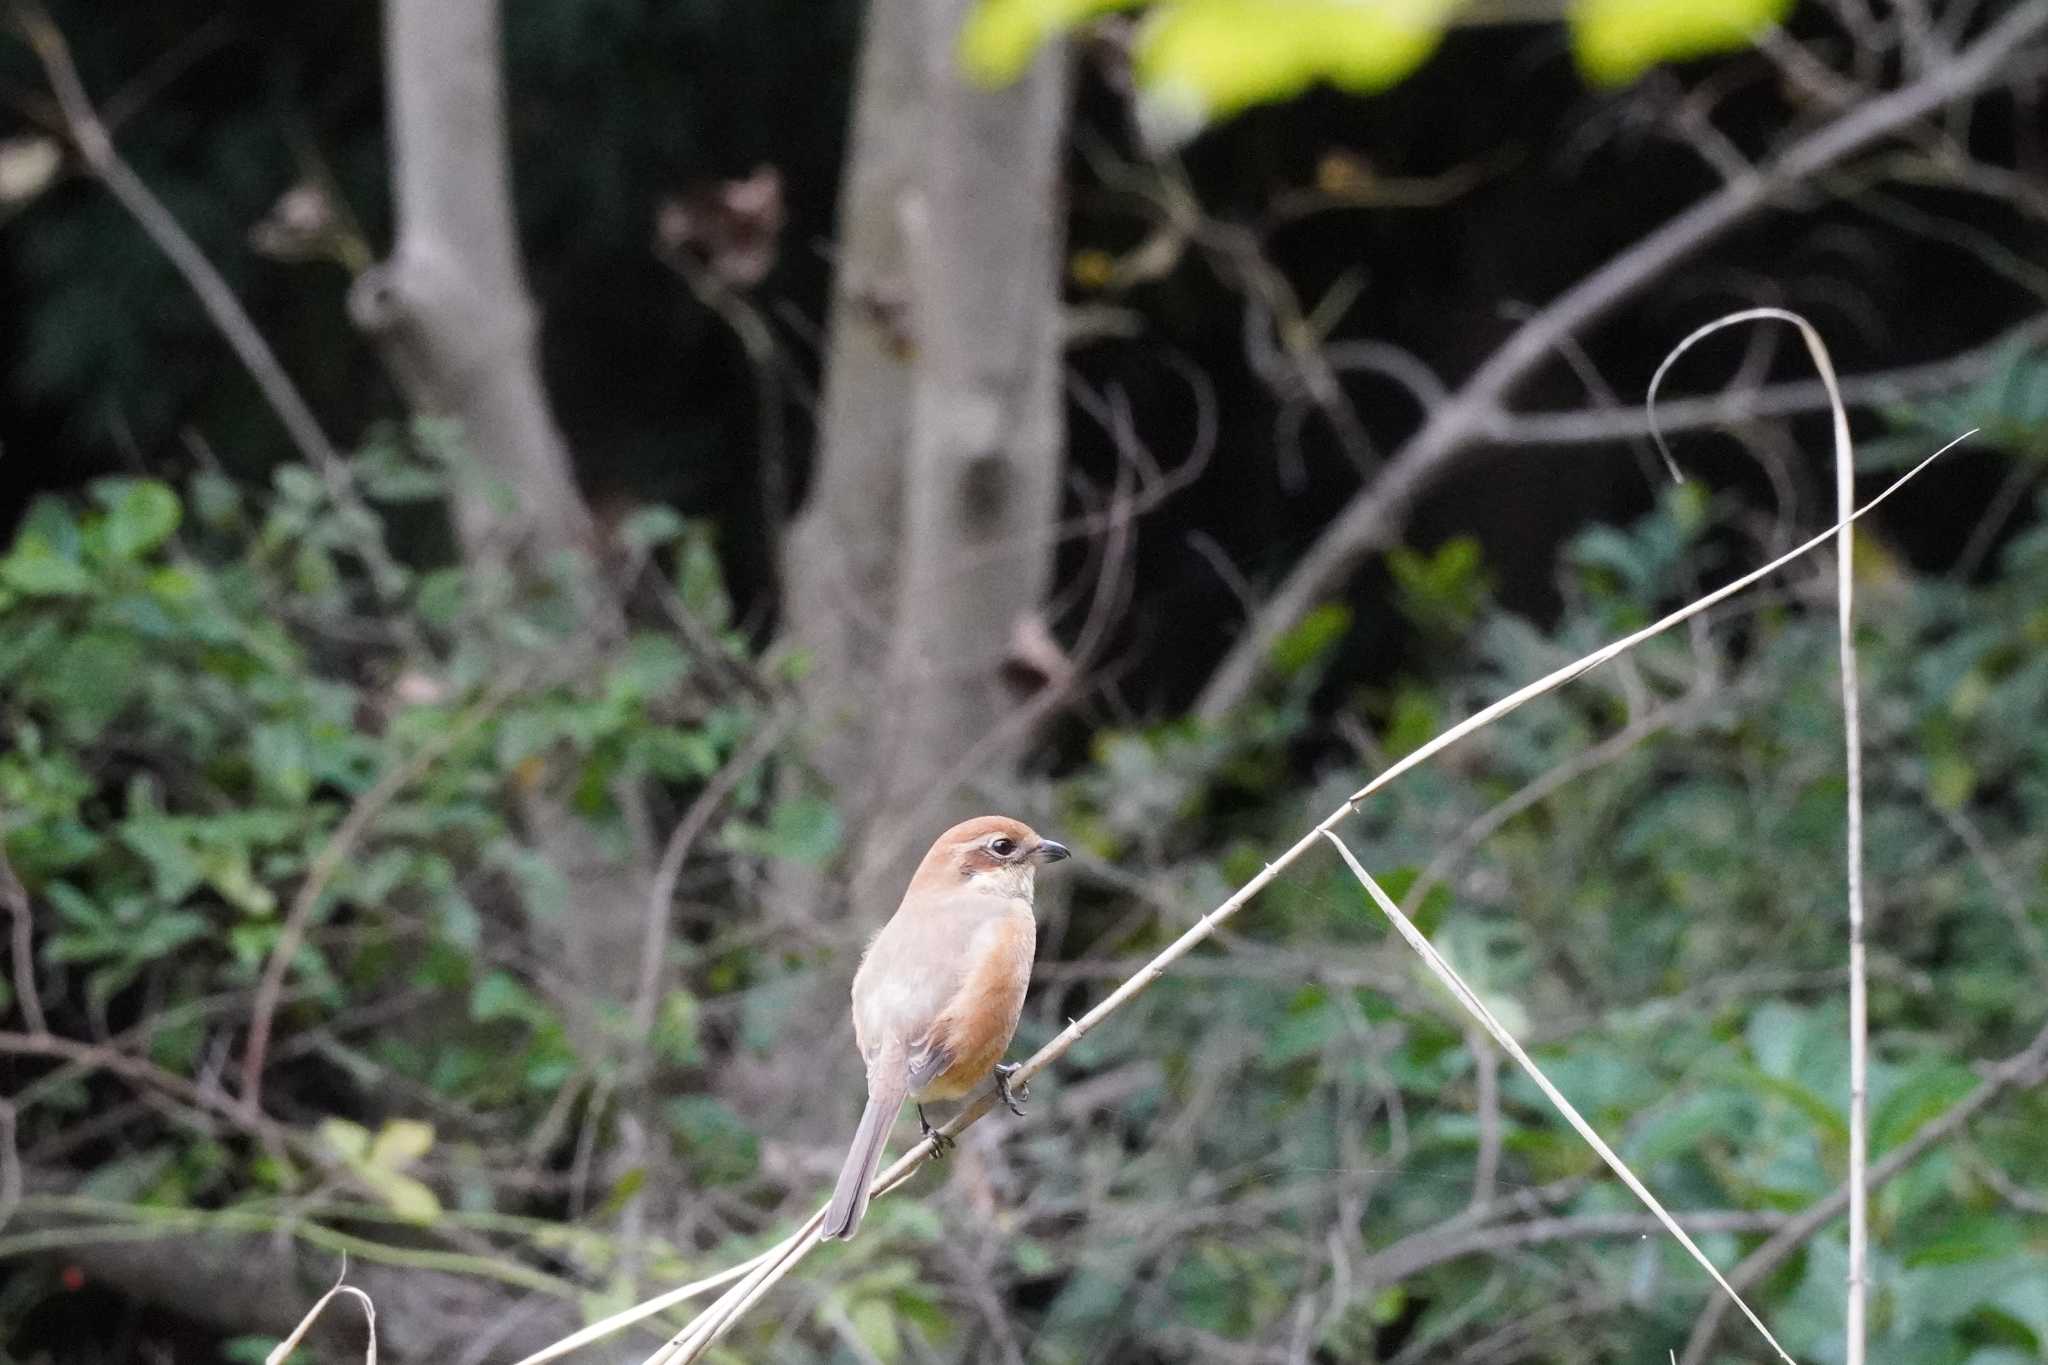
<box><xmin>1933</xmin><ymin>803</ymin><xmax>2048</xmax><ymax>985</ymax></box>
<box><xmin>0</xmin><ymin>1100</ymin><xmax>21</xmax><ymax>1236</ymax></box>
<box><xmin>630</xmin><ymin>710</ymin><xmax>795</xmax><ymax>1046</ymax></box>
<box><xmin>1193</xmin><ymin>0</ymin><xmax>2048</xmax><ymax>720</ymax></box>
<box><xmin>1467</xmin><ymin>1030</ymin><xmax>1501</xmax><ymax>1214</ymax></box>
<box><xmin>0</xmin><ymin>844</ymin><xmax>47</xmax><ymax>1036</ymax></box>
<box><xmin>1360</xmin><ymin>1208</ymin><xmax>1787</xmax><ymax>1286</ymax></box>
<box><xmin>241</xmin><ymin>668</ymin><xmax>534</xmax><ymax>1114</ymax></box>
<box><xmin>265</xmin><ymin>1270</ymin><xmax>377</xmax><ymax>1365</ymax></box>
<box><xmin>9</xmin><ymin>3</ymin><xmax>408</xmax><ymax>596</ymax></box>
<box><xmin>1491</xmin><ymin>310</ymin><xmax>2048</xmax><ymax>448</ymax></box>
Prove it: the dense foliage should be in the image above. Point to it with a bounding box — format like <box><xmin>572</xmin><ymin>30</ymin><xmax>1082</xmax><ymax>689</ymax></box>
<box><xmin>5</xmin><ymin>409</ymin><xmax>2046</xmax><ymax>1361</ymax></box>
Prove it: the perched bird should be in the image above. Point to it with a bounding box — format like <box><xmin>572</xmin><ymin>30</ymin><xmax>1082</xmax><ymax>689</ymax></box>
<box><xmin>821</xmin><ymin>815</ymin><xmax>1069</xmax><ymax>1240</ymax></box>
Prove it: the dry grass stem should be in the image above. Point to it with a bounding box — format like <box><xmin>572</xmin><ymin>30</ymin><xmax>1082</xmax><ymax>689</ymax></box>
<box><xmin>1321</xmin><ymin>832</ymin><xmax>1795</xmax><ymax>1364</ymax></box>
<box><xmin>1649</xmin><ymin>305</ymin><xmax>1870</xmax><ymax>1365</ymax></box>
<box><xmin>265</xmin><ymin>1273</ymin><xmax>376</xmax><ymax>1365</ymax></box>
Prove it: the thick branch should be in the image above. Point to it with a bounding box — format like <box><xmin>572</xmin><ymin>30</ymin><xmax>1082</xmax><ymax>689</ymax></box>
<box><xmin>1194</xmin><ymin>0</ymin><xmax>2048</xmax><ymax>721</ymax></box>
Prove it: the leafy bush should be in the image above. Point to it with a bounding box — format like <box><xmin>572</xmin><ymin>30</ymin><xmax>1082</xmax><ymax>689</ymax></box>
<box><xmin>7</xmin><ymin>450</ymin><xmax>2048</xmax><ymax>1364</ymax></box>
<box><xmin>1</xmin><ymin>442</ymin><xmax>773</xmax><ymax>1233</ymax></box>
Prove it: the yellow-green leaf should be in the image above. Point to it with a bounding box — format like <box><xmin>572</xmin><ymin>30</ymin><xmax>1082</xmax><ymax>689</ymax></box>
<box><xmin>367</xmin><ymin>1118</ymin><xmax>435</xmax><ymax>1170</ymax></box>
<box><xmin>1571</xmin><ymin>0</ymin><xmax>1794</xmax><ymax>84</ymax></box>
<box><xmin>1135</xmin><ymin>0</ymin><xmax>1453</xmax><ymax>144</ymax></box>
<box><xmin>363</xmin><ymin>1167</ymin><xmax>442</xmax><ymax>1223</ymax></box>
<box><xmin>316</xmin><ymin>1117</ymin><xmax>371</xmax><ymax>1163</ymax></box>
<box><xmin>960</xmin><ymin>0</ymin><xmax>1142</xmax><ymax>85</ymax></box>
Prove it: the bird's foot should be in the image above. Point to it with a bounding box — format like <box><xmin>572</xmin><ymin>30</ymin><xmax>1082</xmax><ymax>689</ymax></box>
<box><xmin>993</xmin><ymin>1063</ymin><xmax>1028</xmax><ymax>1117</ymax></box>
<box><xmin>918</xmin><ymin>1105</ymin><xmax>956</xmax><ymax>1156</ymax></box>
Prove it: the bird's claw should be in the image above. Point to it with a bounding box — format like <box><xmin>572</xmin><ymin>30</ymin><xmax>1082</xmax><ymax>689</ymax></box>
<box><xmin>917</xmin><ymin>1105</ymin><xmax>956</xmax><ymax>1157</ymax></box>
<box><xmin>993</xmin><ymin>1063</ymin><xmax>1028</xmax><ymax>1117</ymax></box>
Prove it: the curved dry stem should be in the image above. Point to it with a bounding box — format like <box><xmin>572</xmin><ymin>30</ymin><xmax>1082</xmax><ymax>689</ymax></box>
<box><xmin>265</xmin><ymin>1274</ymin><xmax>377</xmax><ymax>1365</ymax></box>
<box><xmin>1648</xmin><ymin>305</ymin><xmax>1868</xmax><ymax>1365</ymax></box>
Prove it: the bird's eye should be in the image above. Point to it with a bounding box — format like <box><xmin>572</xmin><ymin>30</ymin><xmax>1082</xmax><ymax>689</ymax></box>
<box><xmin>989</xmin><ymin>837</ymin><xmax>1017</xmax><ymax>857</ymax></box>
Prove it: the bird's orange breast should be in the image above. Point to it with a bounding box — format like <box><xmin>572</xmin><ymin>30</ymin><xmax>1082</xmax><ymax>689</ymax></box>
<box><xmin>916</xmin><ymin>913</ymin><xmax>1036</xmax><ymax>1101</ymax></box>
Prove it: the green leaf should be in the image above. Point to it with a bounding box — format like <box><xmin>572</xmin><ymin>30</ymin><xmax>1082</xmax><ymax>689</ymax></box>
<box><xmin>200</xmin><ymin>845</ymin><xmax>278</xmax><ymax>917</ymax></box>
<box><xmin>665</xmin><ymin>1096</ymin><xmax>759</xmax><ymax>1185</ymax></box>
<box><xmin>42</xmin><ymin>630</ymin><xmax>144</xmax><ymax>738</ymax></box>
<box><xmin>472</xmin><ymin>970</ymin><xmax>541</xmax><ymax>1023</ymax></box>
<box><xmin>1389</xmin><ymin>536</ymin><xmax>1491</xmax><ymax>634</ymax></box>
<box><xmin>726</xmin><ymin>796</ymin><xmax>842</xmax><ymax>866</ymax></box>
<box><xmin>610</xmin><ymin>633</ymin><xmax>690</xmax><ymax>701</ymax></box>
<box><xmin>1571</xmin><ymin>0</ymin><xmax>1795</xmax><ymax>84</ymax></box>
<box><xmin>189</xmin><ymin>471</ymin><xmax>244</xmax><ymax>528</ymax></box>
<box><xmin>655</xmin><ymin>989</ymin><xmax>703</xmax><ymax>1067</ymax></box>
<box><xmin>1</xmin><ymin>497</ymin><xmax>92</xmax><ymax>596</ymax></box>
<box><xmin>617</xmin><ymin>505</ymin><xmax>687</xmax><ymax>553</ymax></box>
<box><xmin>90</xmin><ymin>479</ymin><xmax>181</xmax><ymax>561</ymax></box>
<box><xmin>1269</xmin><ymin>602</ymin><xmax>1352</xmax><ymax>678</ymax></box>
<box><xmin>676</xmin><ymin>526</ymin><xmax>732</xmax><ymax>630</ymax></box>
<box><xmin>250</xmin><ymin>723</ymin><xmax>314</xmax><ymax>805</ymax></box>
<box><xmin>1627</xmin><ymin>1090</ymin><xmax>1748</xmax><ymax>1165</ymax></box>
<box><xmin>1873</xmin><ymin>1061</ymin><xmax>1976</xmax><ymax>1151</ymax></box>
<box><xmin>0</xmin><ymin>535</ymin><xmax>94</xmax><ymax>596</ymax></box>
<box><xmin>635</xmin><ymin>728</ymin><xmax>721</xmax><ymax>781</ymax></box>
<box><xmin>119</xmin><ymin>818</ymin><xmax>206</xmax><ymax>903</ymax></box>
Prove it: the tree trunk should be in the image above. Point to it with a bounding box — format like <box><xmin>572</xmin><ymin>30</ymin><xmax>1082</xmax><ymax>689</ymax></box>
<box><xmin>779</xmin><ymin>0</ymin><xmax>925</xmax><ymax>814</ymax></box>
<box><xmin>348</xmin><ymin>0</ymin><xmax>598</xmax><ymax>580</ymax></box>
<box><xmin>783</xmin><ymin>0</ymin><xmax>1071</xmax><ymax>915</ymax></box>
<box><xmin>348</xmin><ymin>0</ymin><xmax>670</xmax><ymax>1243</ymax></box>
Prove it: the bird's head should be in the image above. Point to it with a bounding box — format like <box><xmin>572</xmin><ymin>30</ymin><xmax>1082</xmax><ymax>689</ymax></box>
<box><xmin>912</xmin><ymin>815</ymin><xmax>1070</xmax><ymax>901</ymax></box>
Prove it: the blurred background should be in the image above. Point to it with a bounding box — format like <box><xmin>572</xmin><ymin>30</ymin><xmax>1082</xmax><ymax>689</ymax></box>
<box><xmin>3</xmin><ymin>0</ymin><xmax>2047</xmax><ymax>1361</ymax></box>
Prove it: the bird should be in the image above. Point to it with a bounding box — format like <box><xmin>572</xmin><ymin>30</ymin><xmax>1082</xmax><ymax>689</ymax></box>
<box><xmin>821</xmin><ymin>815</ymin><xmax>1070</xmax><ymax>1240</ymax></box>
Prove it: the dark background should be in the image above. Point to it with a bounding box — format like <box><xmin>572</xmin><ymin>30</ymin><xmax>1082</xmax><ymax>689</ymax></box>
<box><xmin>4</xmin><ymin>0</ymin><xmax>2033</xmax><ymax>721</ymax></box>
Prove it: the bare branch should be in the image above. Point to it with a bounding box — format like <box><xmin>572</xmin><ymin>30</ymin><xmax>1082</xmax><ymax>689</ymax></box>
<box><xmin>0</xmin><ymin>844</ymin><xmax>45</xmax><ymax>1037</ymax></box>
<box><xmin>10</xmin><ymin>2</ymin><xmax>407</xmax><ymax>594</ymax></box>
<box><xmin>1489</xmin><ymin>311</ymin><xmax>2048</xmax><ymax>447</ymax></box>
<box><xmin>1194</xmin><ymin>0</ymin><xmax>2048</xmax><ymax>720</ymax></box>
<box><xmin>240</xmin><ymin>668</ymin><xmax>532</xmax><ymax>1115</ymax></box>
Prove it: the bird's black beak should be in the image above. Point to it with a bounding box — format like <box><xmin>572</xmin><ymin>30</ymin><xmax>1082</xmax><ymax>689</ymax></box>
<box><xmin>1032</xmin><ymin>840</ymin><xmax>1071</xmax><ymax>864</ymax></box>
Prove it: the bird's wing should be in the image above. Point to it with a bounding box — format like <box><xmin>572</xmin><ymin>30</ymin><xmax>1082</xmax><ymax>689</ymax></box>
<box><xmin>855</xmin><ymin>888</ymin><xmax>1005</xmax><ymax>1049</ymax></box>
<box><xmin>905</xmin><ymin>1035</ymin><xmax>955</xmax><ymax>1093</ymax></box>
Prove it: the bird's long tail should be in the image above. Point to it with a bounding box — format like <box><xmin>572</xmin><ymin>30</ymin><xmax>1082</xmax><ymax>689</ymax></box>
<box><xmin>822</xmin><ymin>1072</ymin><xmax>905</xmax><ymax>1240</ymax></box>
